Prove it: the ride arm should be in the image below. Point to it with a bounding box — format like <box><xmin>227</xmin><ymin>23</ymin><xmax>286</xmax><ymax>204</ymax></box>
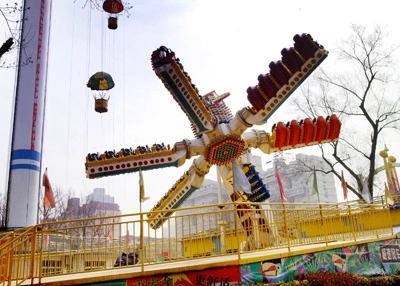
<box><xmin>238</xmin><ymin>33</ymin><xmax>329</xmax><ymax>126</ymax></box>
<box><xmin>147</xmin><ymin>155</ymin><xmax>212</xmax><ymax>229</ymax></box>
<box><xmin>85</xmin><ymin>141</ymin><xmax>189</xmax><ymax>179</ymax></box>
<box><xmin>151</xmin><ymin>46</ymin><xmax>216</xmax><ymax>136</ymax></box>
<box><xmin>243</xmin><ymin>114</ymin><xmax>341</xmax><ymax>155</ymax></box>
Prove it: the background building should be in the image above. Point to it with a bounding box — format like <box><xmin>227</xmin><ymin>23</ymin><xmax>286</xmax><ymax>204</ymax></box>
<box><xmin>175</xmin><ymin>154</ymin><xmax>338</xmax><ymax>236</ymax></box>
<box><xmin>176</xmin><ymin>179</ymin><xmax>231</xmax><ymax>237</ymax></box>
<box><xmin>87</xmin><ymin>188</ymin><xmax>116</xmax><ymax>204</ymax></box>
<box><xmin>60</xmin><ymin>188</ymin><xmax>122</xmax><ymax>247</ymax></box>
<box><xmin>63</xmin><ymin>188</ymin><xmax>122</xmax><ymax>219</ymax></box>
<box><xmin>257</xmin><ymin>153</ymin><xmax>338</xmax><ymax>204</ymax></box>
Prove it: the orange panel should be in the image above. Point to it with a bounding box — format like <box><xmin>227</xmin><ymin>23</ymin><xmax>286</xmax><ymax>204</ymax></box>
<box><xmin>301</xmin><ymin>118</ymin><xmax>314</xmax><ymax>145</ymax></box>
<box><xmin>314</xmin><ymin>116</ymin><xmax>327</xmax><ymax>143</ymax></box>
<box><xmin>274</xmin><ymin>122</ymin><xmax>287</xmax><ymax>149</ymax></box>
<box><xmin>328</xmin><ymin>114</ymin><xmax>341</xmax><ymax>141</ymax></box>
<box><xmin>288</xmin><ymin>120</ymin><xmax>301</xmax><ymax>147</ymax></box>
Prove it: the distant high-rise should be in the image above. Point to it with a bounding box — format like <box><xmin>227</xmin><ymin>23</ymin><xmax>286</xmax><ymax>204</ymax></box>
<box><xmin>62</xmin><ymin>187</ymin><xmax>121</xmax><ymax>219</ymax></box>
<box><xmin>60</xmin><ymin>188</ymin><xmax>122</xmax><ymax>244</ymax></box>
<box><xmin>87</xmin><ymin>188</ymin><xmax>115</xmax><ymax>204</ymax></box>
<box><xmin>84</xmin><ymin>188</ymin><xmax>121</xmax><ymax>218</ymax></box>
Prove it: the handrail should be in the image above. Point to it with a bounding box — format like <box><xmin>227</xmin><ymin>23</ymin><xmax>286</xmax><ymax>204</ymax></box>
<box><xmin>0</xmin><ymin>226</ymin><xmax>37</xmax><ymax>250</ymax></box>
<box><xmin>0</xmin><ymin>225</ymin><xmax>38</xmax><ymax>285</ymax></box>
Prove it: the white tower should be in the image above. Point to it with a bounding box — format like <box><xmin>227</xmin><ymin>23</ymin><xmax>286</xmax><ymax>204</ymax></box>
<box><xmin>6</xmin><ymin>0</ymin><xmax>52</xmax><ymax>229</ymax></box>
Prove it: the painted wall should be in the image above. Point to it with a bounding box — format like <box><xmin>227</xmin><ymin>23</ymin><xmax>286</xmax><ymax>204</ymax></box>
<box><xmin>241</xmin><ymin>239</ymin><xmax>400</xmax><ymax>284</ymax></box>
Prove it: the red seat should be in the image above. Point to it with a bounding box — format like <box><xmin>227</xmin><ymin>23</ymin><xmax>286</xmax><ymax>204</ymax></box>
<box><xmin>314</xmin><ymin>116</ymin><xmax>327</xmax><ymax>143</ymax></box>
<box><xmin>328</xmin><ymin>114</ymin><xmax>341</xmax><ymax>141</ymax></box>
<box><xmin>288</xmin><ymin>120</ymin><xmax>301</xmax><ymax>147</ymax></box>
<box><xmin>301</xmin><ymin>118</ymin><xmax>314</xmax><ymax>145</ymax></box>
<box><xmin>273</xmin><ymin>122</ymin><xmax>287</xmax><ymax>149</ymax></box>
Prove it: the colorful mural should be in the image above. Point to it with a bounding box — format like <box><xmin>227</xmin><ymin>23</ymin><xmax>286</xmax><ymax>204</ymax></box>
<box><xmin>241</xmin><ymin>239</ymin><xmax>400</xmax><ymax>284</ymax></box>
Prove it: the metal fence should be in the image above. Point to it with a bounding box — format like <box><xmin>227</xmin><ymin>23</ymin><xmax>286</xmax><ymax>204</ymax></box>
<box><xmin>0</xmin><ymin>200</ymin><xmax>395</xmax><ymax>285</ymax></box>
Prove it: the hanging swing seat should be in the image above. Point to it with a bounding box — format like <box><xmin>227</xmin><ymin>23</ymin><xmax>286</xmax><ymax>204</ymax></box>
<box><xmin>108</xmin><ymin>17</ymin><xmax>118</xmax><ymax>30</ymax></box>
<box><xmin>95</xmin><ymin>98</ymin><xmax>108</xmax><ymax>113</ymax></box>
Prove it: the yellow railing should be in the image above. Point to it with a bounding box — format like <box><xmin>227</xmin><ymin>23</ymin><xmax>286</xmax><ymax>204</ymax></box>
<box><xmin>0</xmin><ymin>201</ymin><xmax>395</xmax><ymax>285</ymax></box>
<box><xmin>0</xmin><ymin>226</ymin><xmax>38</xmax><ymax>285</ymax></box>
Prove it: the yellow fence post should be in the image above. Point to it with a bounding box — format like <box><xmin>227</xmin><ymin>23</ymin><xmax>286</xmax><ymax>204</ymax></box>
<box><xmin>319</xmin><ymin>205</ymin><xmax>328</xmax><ymax>246</ymax></box>
<box><xmin>347</xmin><ymin>205</ymin><xmax>357</xmax><ymax>242</ymax></box>
<box><xmin>140</xmin><ymin>213</ymin><xmax>145</xmax><ymax>273</ymax></box>
<box><xmin>282</xmin><ymin>204</ymin><xmax>290</xmax><ymax>252</ymax></box>
<box><xmin>30</xmin><ymin>226</ymin><xmax>37</xmax><ymax>285</ymax></box>
<box><xmin>234</xmin><ymin>203</ymin><xmax>241</xmax><ymax>261</ymax></box>
<box><xmin>38</xmin><ymin>228</ymin><xmax>44</xmax><ymax>283</ymax></box>
<box><xmin>7</xmin><ymin>231</ymin><xmax>15</xmax><ymax>285</ymax></box>
<box><xmin>0</xmin><ymin>232</ymin><xmax>13</xmax><ymax>285</ymax></box>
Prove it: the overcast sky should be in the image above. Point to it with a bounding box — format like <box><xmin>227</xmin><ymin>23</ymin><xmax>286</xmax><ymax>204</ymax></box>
<box><xmin>1</xmin><ymin>0</ymin><xmax>399</xmax><ymax>214</ymax></box>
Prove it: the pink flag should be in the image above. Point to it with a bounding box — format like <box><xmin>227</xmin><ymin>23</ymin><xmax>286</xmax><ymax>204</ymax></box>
<box><xmin>389</xmin><ymin>168</ymin><xmax>399</xmax><ymax>193</ymax></box>
<box><xmin>341</xmin><ymin>170</ymin><xmax>348</xmax><ymax>200</ymax></box>
<box><xmin>275</xmin><ymin>167</ymin><xmax>288</xmax><ymax>201</ymax></box>
<box><xmin>45</xmin><ymin>234</ymin><xmax>50</xmax><ymax>251</ymax></box>
<box><xmin>43</xmin><ymin>168</ymin><xmax>55</xmax><ymax>208</ymax></box>
<box><xmin>107</xmin><ymin>230</ymin><xmax>113</xmax><ymax>243</ymax></box>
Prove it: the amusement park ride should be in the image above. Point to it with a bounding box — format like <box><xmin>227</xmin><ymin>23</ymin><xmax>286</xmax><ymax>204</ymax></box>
<box><xmin>85</xmin><ymin>34</ymin><xmax>342</xmax><ymax>242</ymax></box>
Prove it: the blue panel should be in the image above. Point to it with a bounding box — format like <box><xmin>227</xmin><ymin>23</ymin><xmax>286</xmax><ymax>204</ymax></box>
<box><xmin>11</xmin><ymin>149</ymin><xmax>41</xmax><ymax>161</ymax></box>
<box><xmin>10</xmin><ymin>164</ymin><xmax>40</xmax><ymax>171</ymax></box>
<box><xmin>212</xmin><ymin>236</ymin><xmax>222</xmax><ymax>253</ymax></box>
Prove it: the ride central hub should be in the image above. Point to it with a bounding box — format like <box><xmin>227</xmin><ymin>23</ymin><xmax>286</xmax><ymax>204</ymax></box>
<box><xmin>205</xmin><ymin>135</ymin><xmax>245</xmax><ymax>166</ymax></box>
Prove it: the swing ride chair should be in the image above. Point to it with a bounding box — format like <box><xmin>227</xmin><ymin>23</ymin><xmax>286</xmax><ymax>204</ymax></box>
<box><xmin>87</xmin><ymin>71</ymin><xmax>115</xmax><ymax>114</ymax></box>
<box><xmin>103</xmin><ymin>0</ymin><xmax>124</xmax><ymax>30</ymax></box>
<box><xmin>85</xmin><ymin>33</ymin><xmax>341</xmax><ymax>248</ymax></box>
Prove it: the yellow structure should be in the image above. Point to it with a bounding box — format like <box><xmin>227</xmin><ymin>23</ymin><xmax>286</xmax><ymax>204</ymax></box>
<box><xmin>380</xmin><ymin>145</ymin><xmax>400</xmax><ymax>199</ymax></box>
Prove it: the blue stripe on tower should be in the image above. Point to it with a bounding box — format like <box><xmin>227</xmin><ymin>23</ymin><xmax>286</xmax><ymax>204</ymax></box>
<box><xmin>10</xmin><ymin>149</ymin><xmax>41</xmax><ymax>171</ymax></box>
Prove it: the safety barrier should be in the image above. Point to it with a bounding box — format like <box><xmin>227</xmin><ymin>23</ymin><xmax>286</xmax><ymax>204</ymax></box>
<box><xmin>0</xmin><ymin>200</ymin><xmax>395</xmax><ymax>285</ymax></box>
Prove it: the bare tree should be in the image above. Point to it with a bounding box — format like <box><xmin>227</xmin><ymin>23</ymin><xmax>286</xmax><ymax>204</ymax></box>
<box><xmin>0</xmin><ymin>192</ymin><xmax>6</xmax><ymax>229</ymax></box>
<box><xmin>77</xmin><ymin>197</ymin><xmax>120</xmax><ymax>243</ymax></box>
<box><xmin>0</xmin><ymin>2</ymin><xmax>32</xmax><ymax>67</ymax></box>
<box><xmin>43</xmin><ymin>191</ymin><xmax>121</xmax><ymax>247</ymax></box>
<box><xmin>292</xmin><ymin>24</ymin><xmax>400</xmax><ymax>200</ymax></box>
<box><xmin>2</xmin><ymin>1</ymin><xmax>134</xmax><ymax>65</ymax></box>
<box><xmin>0</xmin><ymin>3</ymin><xmax>20</xmax><ymax>57</ymax></box>
<box><xmin>40</xmin><ymin>186</ymin><xmax>74</xmax><ymax>228</ymax></box>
